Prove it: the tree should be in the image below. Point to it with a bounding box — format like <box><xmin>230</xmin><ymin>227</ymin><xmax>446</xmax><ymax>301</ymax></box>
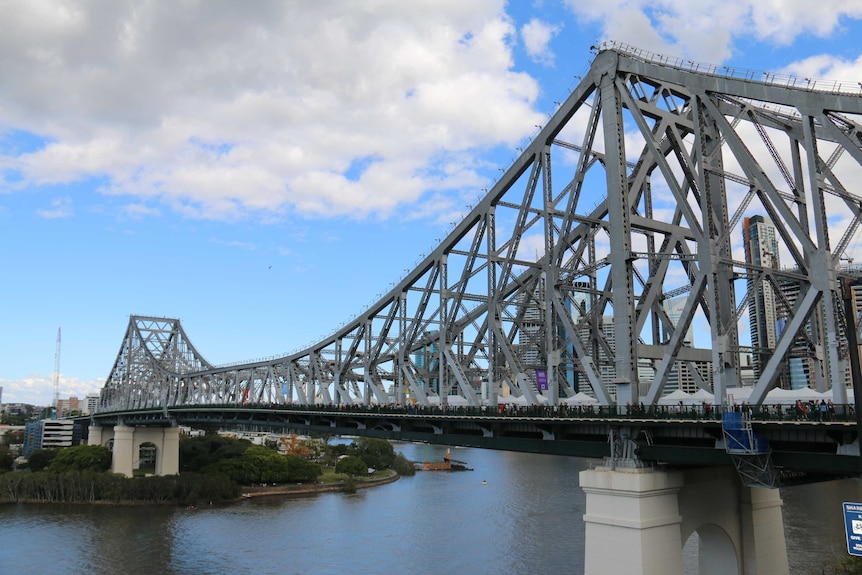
<box><xmin>335</xmin><ymin>455</ymin><xmax>368</xmax><ymax>477</ymax></box>
<box><xmin>180</xmin><ymin>435</ymin><xmax>251</xmax><ymax>472</ymax></box>
<box><xmin>347</xmin><ymin>437</ymin><xmax>395</xmax><ymax>470</ymax></box>
<box><xmin>285</xmin><ymin>454</ymin><xmax>323</xmax><ymax>481</ymax></box>
<box><xmin>26</xmin><ymin>448</ymin><xmax>58</xmax><ymax>471</ymax></box>
<box><xmin>48</xmin><ymin>445</ymin><xmax>112</xmax><ymax>473</ymax></box>
<box><xmin>392</xmin><ymin>453</ymin><xmax>416</xmax><ymax>476</ymax></box>
<box><xmin>204</xmin><ymin>445</ymin><xmax>322</xmax><ymax>485</ymax></box>
<box><xmin>279</xmin><ymin>434</ymin><xmax>312</xmax><ymax>458</ymax></box>
<box><xmin>0</xmin><ymin>446</ymin><xmax>14</xmax><ymax>473</ymax></box>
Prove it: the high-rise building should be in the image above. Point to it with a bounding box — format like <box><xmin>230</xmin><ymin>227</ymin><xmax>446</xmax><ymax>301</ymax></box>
<box><xmin>413</xmin><ymin>331</ymin><xmax>439</xmax><ymax>395</ymax></box>
<box><xmin>85</xmin><ymin>393</ymin><xmax>100</xmax><ymax>415</ymax></box>
<box><xmin>743</xmin><ymin>216</ymin><xmax>781</xmax><ymax>380</ymax></box>
<box><xmin>565</xmin><ymin>282</ymin><xmax>593</xmax><ymax>392</ymax></box>
<box><xmin>662</xmin><ymin>296</ymin><xmax>697</xmax><ymax>393</ymax></box>
<box><xmin>56</xmin><ymin>396</ymin><xmax>84</xmax><ymax>418</ymax></box>
<box><xmin>742</xmin><ymin>215</ymin><xmax>861</xmax><ymax>391</ymax></box>
<box><xmin>517</xmin><ymin>276</ymin><xmax>546</xmax><ymax>369</ymax></box>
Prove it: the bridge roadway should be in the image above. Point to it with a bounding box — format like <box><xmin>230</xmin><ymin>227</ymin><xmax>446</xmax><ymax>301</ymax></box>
<box><xmin>88</xmin><ymin>402</ymin><xmax>860</xmax><ymax>483</ymax></box>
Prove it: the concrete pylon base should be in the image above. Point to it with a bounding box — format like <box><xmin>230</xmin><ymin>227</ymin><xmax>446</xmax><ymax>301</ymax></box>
<box><xmin>739</xmin><ymin>485</ymin><xmax>788</xmax><ymax>575</ymax></box>
<box><xmin>157</xmin><ymin>426</ymin><xmax>180</xmax><ymax>476</ymax></box>
<box><xmin>87</xmin><ymin>424</ymin><xmax>103</xmax><ymax>447</ymax></box>
<box><xmin>111</xmin><ymin>424</ymin><xmax>135</xmax><ymax>478</ymax></box>
<box><xmin>581</xmin><ymin>465</ymin><xmax>789</xmax><ymax>575</ymax></box>
<box><xmin>580</xmin><ymin>466</ymin><xmax>685</xmax><ymax>575</ymax></box>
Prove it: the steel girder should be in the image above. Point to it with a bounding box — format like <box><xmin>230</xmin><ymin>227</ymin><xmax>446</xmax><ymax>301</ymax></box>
<box><xmin>99</xmin><ymin>43</ymin><xmax>862</xmax><ymax>412</ymax></box>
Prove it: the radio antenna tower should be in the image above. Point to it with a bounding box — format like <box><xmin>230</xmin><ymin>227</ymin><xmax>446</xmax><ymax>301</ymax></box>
<box><xmin>52</xmin><ymin>327</ymin><xmax>61</xmax><ymax>419</ymax></box>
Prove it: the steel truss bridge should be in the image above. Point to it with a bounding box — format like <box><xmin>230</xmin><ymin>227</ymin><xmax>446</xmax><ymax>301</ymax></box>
<box><xmin>98</xmin><ymin>42</ymin><xmax>862</xmax><ymax>426</ymax></box>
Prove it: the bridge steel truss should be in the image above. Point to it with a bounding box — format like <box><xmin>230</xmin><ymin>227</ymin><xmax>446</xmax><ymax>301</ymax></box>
<box><xmin>99</xmin><ymin>43</ymin><xmax>862</xmax><ymax>413</ymax></box>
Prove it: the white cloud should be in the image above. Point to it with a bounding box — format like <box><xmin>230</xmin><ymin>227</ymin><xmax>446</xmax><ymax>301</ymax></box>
<box><xmin>521</xmin><ymin>18</ymin><xmax>562</xmax><ymax>65</ymax></box>
<box><xmin>36</xmin><ymin>195</ymin><xmax>73</xmax><ymax>218</ymax></box>
<box><xmin>564</xmin><ymin>0</ymin><xmax>862</xmax><ymax>63</ymax></box>
<box><xmin>0</xmin><ymin>373</ymin><xmax>101</xmax><ymax>406</ymax></box>
<box><xmin>0</xmin><ymin>1</ymin><xmax>545</xmax><ymax>222</ymax></box>
<box><xmin>780</xmin><ymin>52</ymin><xmax>862</xmax><ymax>86</ymax></box>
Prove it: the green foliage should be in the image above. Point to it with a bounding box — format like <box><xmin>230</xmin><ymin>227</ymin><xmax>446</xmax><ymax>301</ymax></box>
<box><xmin>0</xmin><ymin>470</ymin><xmax>239</xmax><ymax>504</ymax></box>
<box><xmin>831</xmin><ymin>555</ymin><xmax>862</xmax><ymax>574</ymax></box>
<box><xmin>1</xmin><ymin>405</ymin><xmax>36</xmax><ymax>425</ymax></box>
<box><xmin>0</xmin><ymin>446</ymin><xmax>13</xmax><ymax>473</ymax></box>
<box><xmin>286</xmin><ymin>454</ymin><xmax>324</xmax><ymax>481</ymax></box>
<box><xmin>300</xmin><ymin>438</ymin><xmax>327</xmax><ymax>460</ymax></box>
<box><xmin>335</xmin><ymin>455</ymin><xmax>368</xmax><ymax>477</ymax></box>
<box><xmin>347</xmin><ymin>437</ymin><xmax>395</xmax><ymax>471</ymax></box>
<box><xmin>3</xmin><ymin>428</ymin><xmax>23</xmax><ymax>445</ymax></box>
<box><xmin>180</xmin><ymin>435</ymin><xmax>251</xmax><ymax>472</ymax></box>
<box><xmin>204</xmin><ymin>445</ymin><xmax>322</xmax><ymax>485</ymax></box>
<box><xmin>26</xmin><ymin>448</ymin><xmax>58</xmax><ymax>472</ymax></box>
<box><xmin>392</xmin><ymin>452</ymin><xmax>416</xmax><ymax>476</ymax></box>
<box><xmin>342</xmin><ymin>475</ymin><xmax>358</xmax><ymax>494</ymax></box>
<box><xmin>320</xmin><ymin>443</ymin><xmax>346</xmax><ymax>467</ymax></box>
<box><xmin>48</xmin><ymin>445</ymin><xmax>112</xmax><ymax>473</ymax></box>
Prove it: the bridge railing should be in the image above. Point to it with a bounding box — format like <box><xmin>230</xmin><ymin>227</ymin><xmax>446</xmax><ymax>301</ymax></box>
<box><xmin>112</xmin><ymin>400</ymin><xmax>856</xmax><ymax>423</ymax></box>
<box><xmin>600</xmin><ymin>40</ymin><xmax>862</xmax><ymax>96</ymax></box>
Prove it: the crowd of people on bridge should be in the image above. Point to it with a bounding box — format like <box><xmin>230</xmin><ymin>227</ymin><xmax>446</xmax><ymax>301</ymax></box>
<box><xmin>171</xmin><ymin>397</ymin><xmax>855</xmax><ymax>423</ymax></box>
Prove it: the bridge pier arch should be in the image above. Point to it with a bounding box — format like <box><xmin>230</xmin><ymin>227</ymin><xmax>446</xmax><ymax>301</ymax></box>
<box><xmin>88</xmin><ymin>424</ymin><xmax>180</xmax><ymax>477</ymax></box>
<box><xmin>580</xmin><ymin>465</ymin><xmax>788</xmax><ymax>575</ymax></box>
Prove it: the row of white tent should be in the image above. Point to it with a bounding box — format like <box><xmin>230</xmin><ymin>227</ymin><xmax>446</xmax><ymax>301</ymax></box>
<box><xmin>425</xmin><ymin>393</ymin><xmax>601</xmax><ymax>406</ymax></box>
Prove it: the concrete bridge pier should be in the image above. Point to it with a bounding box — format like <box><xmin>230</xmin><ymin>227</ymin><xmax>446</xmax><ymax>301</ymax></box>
<box><xmin>580</xmin><ymin>465</ymin><xmax>788</xmax><ymax>575</ymax></box>
<box><xmin>88</xmin><ymin>424</ymin><xmax>180</xmax><ymax>477</ymax></box>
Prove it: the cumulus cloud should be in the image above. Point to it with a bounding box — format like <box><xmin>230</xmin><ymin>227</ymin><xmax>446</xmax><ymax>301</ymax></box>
<box><xmin>521</xmin><ymin>18</ymin><xmax>562</xmax><ymax>65</ymax></box>
<box><xmin>780</xmin><ymin>52</ymin><xmax>862</xmax><ymax>86</ymax></box>
<box><xmin>0</xmin><ymin>0</ymin><xmax>544</xmax><ymax>221</ymax></box>
<box><xmin>565</xmin><ymin>0</ymin><xmax>862</xmax><ymax>62</ymax></box>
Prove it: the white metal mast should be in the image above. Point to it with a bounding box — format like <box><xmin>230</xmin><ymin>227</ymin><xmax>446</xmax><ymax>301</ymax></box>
<box><xmin>53</xmin><ymin>327</ymin><xmax>61</xmax><ymax>419</ymax></box>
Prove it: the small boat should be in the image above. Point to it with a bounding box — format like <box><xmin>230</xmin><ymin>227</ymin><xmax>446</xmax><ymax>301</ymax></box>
<box><xmin>481</xmin><ymin>480</ymin><xmax>488</xmax><ymax>485</ymax></box>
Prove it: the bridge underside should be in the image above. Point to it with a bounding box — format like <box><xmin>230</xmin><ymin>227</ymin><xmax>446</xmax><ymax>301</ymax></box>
<box><xmin>89</xmin><ymin>406</ymin><xmax>860</xmax><ymax>484</ymax></box>
<box><xmin>98</xmin><ymin>43</ymin><xmax>862</xmax><ymax>420</ymax></box>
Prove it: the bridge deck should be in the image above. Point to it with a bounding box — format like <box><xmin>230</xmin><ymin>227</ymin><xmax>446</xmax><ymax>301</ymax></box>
<box><xmin>87</xmin><ymin>403</ymin><xmax>861</xmax><ymax>482</ymax></box>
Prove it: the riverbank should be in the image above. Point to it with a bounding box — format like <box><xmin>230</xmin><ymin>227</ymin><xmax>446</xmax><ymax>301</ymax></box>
<box><xmin>0</xmin><ymin>470</ymin><xmax>403</xmax><ymax>506</ymax></box>
<box><xmin>239</xmin><ymin>470</ymin><xmax>400</xmax><ymax>499</ymax></box>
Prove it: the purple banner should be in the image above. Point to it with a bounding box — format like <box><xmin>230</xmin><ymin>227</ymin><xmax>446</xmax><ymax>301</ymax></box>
<box><xmin>535</xmin><ymin>369</ymin><xmax>548</xmax><ymax>391</ymax></box>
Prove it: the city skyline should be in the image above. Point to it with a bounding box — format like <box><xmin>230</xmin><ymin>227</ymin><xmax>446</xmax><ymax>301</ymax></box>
<box><xmin>3</xmin><ymin>2</ymin><xmax>862</xmax><ymax>405</ymax></box>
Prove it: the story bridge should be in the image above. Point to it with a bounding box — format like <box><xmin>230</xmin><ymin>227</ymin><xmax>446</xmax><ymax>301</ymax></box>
<box><xmin>88</xmin><ymin>43</ymin><xmax>862</xmax><ymax>575</ymax></box>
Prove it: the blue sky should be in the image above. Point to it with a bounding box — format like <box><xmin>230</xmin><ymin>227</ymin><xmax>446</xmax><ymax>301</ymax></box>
<box><xmin>3</xmin><ymin>1</ymin><xmax>862</xmax><ymax>406</ymax></box>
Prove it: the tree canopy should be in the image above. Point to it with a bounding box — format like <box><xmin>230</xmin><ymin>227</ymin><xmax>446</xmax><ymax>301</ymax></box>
<box><xmin>346</xmin><ymin>438</ymin><xmax>395</xmax><ymax>471</ymax></box>
<box><xmin>48</xmin><ymin>445</ymin><xmax>112</xmax><ymax>473</ymax></box>
<box><xmin>26</xmin><ymin>448</ymin><xmax>58</xmax><ymax>472</ymax></box>
<box><xmin>180</xmin><ymin>434</ymin><xmax>251</xmax><ymax>472</ymax></box>
<box><xmin>204</xmin><ymin>445</ymin><xmax>321</xmax><ymax>485</ymax></box>
<box><xmin>335</xmin><ymin>455</ymin><xmax>369</xmax><ymax>477</ymax></box>
<box><xmin>0</xmin><ymin>446</ymin><xmax>13</xmax><ymax>473</ymax></box>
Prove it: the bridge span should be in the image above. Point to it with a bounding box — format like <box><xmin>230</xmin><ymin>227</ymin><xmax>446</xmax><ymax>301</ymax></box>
<box><xmin>88</xmin><ymin>42</ymin><xmax>862</xmax><ymax>575</ymax></box>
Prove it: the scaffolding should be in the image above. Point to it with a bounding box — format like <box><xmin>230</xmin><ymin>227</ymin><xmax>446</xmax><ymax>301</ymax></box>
<box><xmin>722</xmin><ymin>411</ymin><xmax>778</xmax><ymax>488</ymax></box>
